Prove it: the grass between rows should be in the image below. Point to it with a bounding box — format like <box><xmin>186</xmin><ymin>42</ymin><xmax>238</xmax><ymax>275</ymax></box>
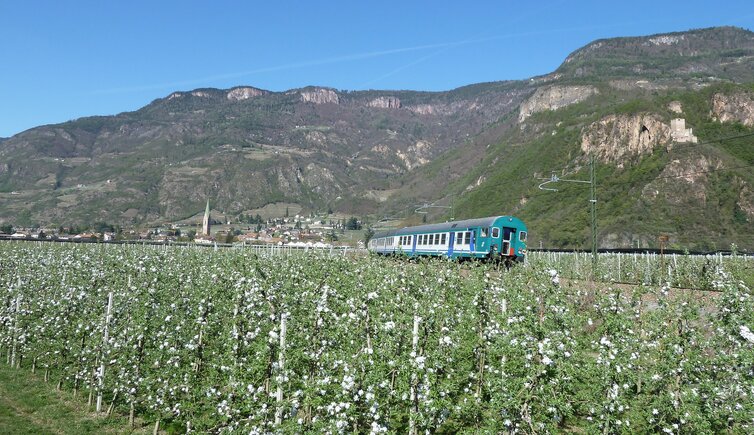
<box><xmin>0</xmin><ymin>363</ymin><xmax>151</xmax><ymax>435</ymax></box>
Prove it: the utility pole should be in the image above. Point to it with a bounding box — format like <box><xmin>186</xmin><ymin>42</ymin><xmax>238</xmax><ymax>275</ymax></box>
<box><xmin>590</xmin><ymin>155</ymin><xmax>597</xmax><ymax>267</ymax></box>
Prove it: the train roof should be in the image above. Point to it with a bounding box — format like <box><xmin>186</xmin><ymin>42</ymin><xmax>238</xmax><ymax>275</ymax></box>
<box><xmin>373</xmin><ymin>215</ymin><xmax>525</xmax><ymax>239</ymax></box>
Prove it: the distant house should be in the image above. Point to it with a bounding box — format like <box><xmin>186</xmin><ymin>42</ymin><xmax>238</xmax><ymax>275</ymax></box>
<box><xmin>74</xmin><ymin>233</ymin><xmax>97</xmax><ymax>240</ymax></box>
<box><xmin>237</xmin><ymin>233</ymin><xmax>260</xmax><ymax>243</ymax></box>
<box><xmin>103</xmin><ymin>232</ymin><xmax>116</xmax><ymax>242</ymax></box>
<box><xmin>195</xmin><ymin>236</ymin><xmax>214</xmax><ymax>245</ymax></box>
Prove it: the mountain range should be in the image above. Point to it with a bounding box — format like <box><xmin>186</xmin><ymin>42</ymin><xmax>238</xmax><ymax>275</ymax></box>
<box><xmin>1</xmin><ymin>26</ymin><xmax>753</xmax><ymax>250</ymax></box>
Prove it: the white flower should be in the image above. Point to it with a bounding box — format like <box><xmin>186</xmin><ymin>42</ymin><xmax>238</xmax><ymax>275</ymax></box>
<box><xmin>383</xmin><ymin>321</ymin><xmax>395</xmax><ymax>331</ymax></box>
<box><xmin>541</xmin><ymin>355</ymin><xmax>553</xmax><ymax>365</ymax></box>
<box><xmin>739</xmin><ymin>325</ymin><xmax>754</xmax><ymax>344</ymax></box>
<box><xmin>415</xmin><ymin>356</ymin><xmax>426</xmax><ymax>369</ymax></box>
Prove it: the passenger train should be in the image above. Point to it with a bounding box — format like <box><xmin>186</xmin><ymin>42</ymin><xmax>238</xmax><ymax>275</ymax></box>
<box><xmin>367</xmin><ymin>215</ymin><xmax>528</xmax><ymax>263</ymax></box>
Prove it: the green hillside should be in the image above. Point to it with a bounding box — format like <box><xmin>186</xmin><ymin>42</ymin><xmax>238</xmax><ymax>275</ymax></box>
<box><xmin>405</xmin><ymin>82</ymin><xmax>754</xmax><ymax>251</ymax></box>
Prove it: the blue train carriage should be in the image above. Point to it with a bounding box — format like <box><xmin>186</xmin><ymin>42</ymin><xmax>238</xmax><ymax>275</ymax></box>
<box><xmin>367</xmin><ymin>215</ymin><xmax>528</xmax><ymax>263</ymax></box>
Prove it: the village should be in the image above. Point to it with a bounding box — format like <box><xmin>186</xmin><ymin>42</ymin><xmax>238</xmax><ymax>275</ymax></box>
<box><xmin>0</xmin><ymin>201</ymin><xmax>369</xmax><ymax>248</ymax></box>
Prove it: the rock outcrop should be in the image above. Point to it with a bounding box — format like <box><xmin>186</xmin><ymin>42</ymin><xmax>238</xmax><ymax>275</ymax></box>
<box><xmin>406</xmin><ymin>101</ymin><xmax>480</xmax><ymax>116</ymax></box>
<box><xmin>739</xmin><ymin>185</ymin><xmax>754</xmax><ymax>222</ymax></box>
<box><xmin>396</xmin><ymin>140</ymin><xmax>432</xmax><ymax>170</ymax></box>
<box><xmin>643</xmin><ymin>155</ymin><xmax>722</xmax><ymax>203</ymax></box>
<box><xmin>518</xmin><ymin>85</ymin><xmax>598</xmax><ymax>122</ymax></box>
<box><xmin>301</xmin><ymin>88</ymin><xmax>339</xmax><ymax>105</ymax></box>
<box><xmin>711</xmin><ymin>92</ymin><xmax>754</xmax><ymax>126</ymax></box>
<box><xmin>581</xmin><ymin>113</ymin><xmax>672</xmax><ymax>164</ymax></box>
<box><xmin>367</xmin><ymin>96</ymin><xmax>401</xmax><ymax>109</ymax></box>
<box><xmin>227</xmin><ymin>87</ymin><xmax>266</xmax><ymax>101</ymax></box>
<box><xmin>407</xmin><ymin>104</ymin><xmax>435</xmax><ymax>115</ymax></box>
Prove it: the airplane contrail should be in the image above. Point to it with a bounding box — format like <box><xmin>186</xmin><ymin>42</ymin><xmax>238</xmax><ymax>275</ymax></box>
<box><xmin>94</xmin><ymin>15</ymin><xmax>665</xmax><ymax>95</ymax></box>
<box><xmin>92</xmin><ymin>41</ymin><xmax>473</xmax><ymax>94</ymax></box>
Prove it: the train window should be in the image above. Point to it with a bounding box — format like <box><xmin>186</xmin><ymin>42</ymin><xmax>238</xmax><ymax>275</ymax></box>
<box><xmin>492</xmin><ymin>228</ymin><xmax>500</xmax><ymax>238</ymax></box>
<box><xmin>519</xmin><ymin>231</ymin><xmax>527</xmax><ymax>241</ymax></box>
<box><xmin>481</xmin><ymin>227</ymin><xmax>489</xmax><ymax>237</ymax></box>
<box><xmin>457</xmin><ymin>232</ymin><xmax>464</xmax><ymax>244</ymax></box>
<box><xmin>465</xmin><ymin>232</ymin><xmax>471</xmax><ymax>244</ymax></box>
<box><xmin>441</xmin><ymin>233</ymin><xmax>446</xmax><ymax>244</ymax></box>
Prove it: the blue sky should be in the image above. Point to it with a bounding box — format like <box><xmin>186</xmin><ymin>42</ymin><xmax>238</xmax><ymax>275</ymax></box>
<box><xmin>1</xmin><ymin>1</ymin><xmax>753</xmax><ymax>137</ymax></box>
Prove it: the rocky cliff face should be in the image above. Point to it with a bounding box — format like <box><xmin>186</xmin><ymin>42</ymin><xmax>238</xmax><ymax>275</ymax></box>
<box><xmin>643</xmin><ymin>155</ymin><xmax>722</xmax><ymax>203</ymax></box>
<box><xmin>300</xmin><ymin>88</ymin><xmax>340</xmax><ymax>105</ymax></box>
<box><xmin>396</xmin><ymin>140</ymin><xmax>433</xmax><ymax>170</ymax></box>
<box><xmin>226</xmin><ymin>87</ymin><xmax>267</xmax><ymax>101</ymax></box>
<box><xmin>518</xmin><ymin>85</ymin><xmax>598</xmax><ymax>122</ymax></box>
<box><xmin>581</xmin><ymin>113</ymin><xmax>672</xmax><ymax>164</ymax></box>
<box><xmin>711</xmin><ymin>92</ymin><xmax>754</xmax><ymax>126</ymax></box>
<box><xmin>367</xmin><ymin>96</ymin><xmax>401</xmax><ymax>109</ymax></box>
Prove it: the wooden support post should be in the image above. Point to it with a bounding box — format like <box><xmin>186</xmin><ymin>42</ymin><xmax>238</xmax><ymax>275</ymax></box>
<box><xmin>97</xmin><ymin>291</ymin><xmax>114</xmax><ymax>413</ymax></box>
<box><xmin>409</xmin><ymin>314</ymin><xmax>420</xmax><ymax>435</ymax></box>
<box><xmin>275</xmin><ymin>313</ymin><xmax>287</xmax><ymax>426</ymax></box>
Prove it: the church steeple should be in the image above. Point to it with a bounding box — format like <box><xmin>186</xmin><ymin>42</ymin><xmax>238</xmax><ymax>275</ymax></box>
<box><xmin>202</xmin><ymin>200</ymin><xmax>211</xmax><ymax>236</ymax></box>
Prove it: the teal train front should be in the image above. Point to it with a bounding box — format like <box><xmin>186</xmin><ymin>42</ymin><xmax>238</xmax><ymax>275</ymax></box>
<box><xmin>367</xmin><ymin>215</ymin><xmax>527</xmax><ymax>264</ymax></box>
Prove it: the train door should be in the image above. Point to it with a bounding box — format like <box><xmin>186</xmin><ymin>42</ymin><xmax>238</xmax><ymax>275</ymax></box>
<box><xmin>447</xmin><ymin>232</ymin><xmax>455</xmax><ymax>257</ymax></box>
<box><xmin>491</xmin><ymin>226</ymin><xmax>501</xmax><ymax>254</ymax></box>
<box><xmin>503</xmin><ymin>227</ymin><xmax>515</xmax><ymax>256</ymax></box>
<box><xmin>411</xmin><ymin>234</ymin><xmax>417</xmax><ymax>256</ymax></box>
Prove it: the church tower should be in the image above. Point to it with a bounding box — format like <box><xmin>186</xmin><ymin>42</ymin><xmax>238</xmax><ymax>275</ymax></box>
<box><xmin>202</xmin><ymin>200</ymin><xmax>211</xmax><ymax>236</ymax></box>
